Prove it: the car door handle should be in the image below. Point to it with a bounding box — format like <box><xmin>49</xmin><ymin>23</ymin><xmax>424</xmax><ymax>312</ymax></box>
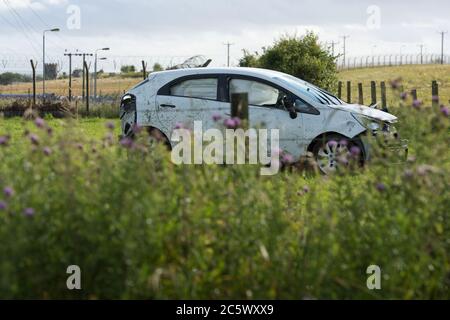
<box><xmin>160</xmin><ymin>104</ymin><xmax>176</xmax><ymax>108</ymax></box>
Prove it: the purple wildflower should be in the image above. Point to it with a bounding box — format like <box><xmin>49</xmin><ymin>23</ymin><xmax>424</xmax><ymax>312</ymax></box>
<box><xmin>43</xmin><ymin>147</ymin><xmax>52</xmax><ymax>156</ymax></box>
<box><xmin>224</xmin><ymin>118</ymin><xmax>237</xmax><ymax>129</ymax></box>
<box><xmin>34</xmin><ymin>117</ymin><xmax>45</xmax><ymax>128</ymax></box>
<box><xmin>212</xmin><ymin>114</ymin><xmax>222</xmax><ymax>122</ymax></box>
<box><xmin>47</xmin><ymin>127</ymin><xmax>53</xmax><ymax>136</ymax></box>
<box><xmin>232</xmin><ymin>117</ymin><xmax>242</xmax><ymax>127</ymax></box>
<box><xmin>120</xmin><ymin>137</ymin><xmax>134</xmax><ymax>149</ymax></box>
<box><xmin>76</xmin><ymin>143</ymin><xmax>83</xmax><ymax>150</ymax></box>
<box><xmin>3</xmin><ymin>187</ymin><xmax>14</xmax><ymax>198</ymax></box>
<box><xmin>376</xmin><ymin>182</ymin><xmax>386</xmax><ymax>192</ymax></box>
<box><xmin>0</xmin><ymin>201</ymin><xmax>6</xmax><ymax>210</ymax></box>
<box><xmin>441</xmin><ymin>106</ymin><xmax>449</xmax><ymax>117</ymax></box>
<box><xmin>339</xmin><ymin>139</ymin><xmax>348</xmax><ymax>147</ymax></box>
<box><xmin>412</xmin><ymin>99</ymin><xmax>423</xmax><ymax>109</ymax></box>
<box><xmin>432</xmin><ymin>95</ymin><xmax>440</xmax><ymax>103</ymax></box>
<box><xmin>400</xmin><ymin>92</ymin><xmax>408</xmax><ymax>100</ymax></box>
<box><xmin>174</xmin><ymin>123</ymin><xmax>184</xmax><ymax>130</ymax></box>
<box><xmin>131</xmin><ymin>123</ymin><xmax>142</xmax><ymax>134</ymax></box>
<box><xmin>0</xmin><ymin>135</ymin><xmax>10</xmax><ymax>146</ymax></box>
<box><xmin>390</xmin><ymin>79</ymin><xmax>401</xmax><ymax>89</ymax></box>
<box><xmin>281</xmin><ymin>153</ymin><xmax>294</xmax><ymax>165</ymax></box>
<box><xmin>29</xmin><ymin>134</ymin><xmax>39</xmax><ymax>145</ymax></box>
<box><xmin>23</xmin><ymin>207</ymin><xmax>35</xmax><ymax>217</ymax></box>
<box><xmin>350</xmin><ymin>146</ymin><xmax>361</xmax><ymax>157</ymax></box>
<box><xmin>303</xmin><ymin>186</ymin><xmax>310</xmax><ymax>194</ymax></box>
<box><xmin>327</xmin><ymin>140</ymin><xmax>338</xmax><ymax>148</ymax></box>
<box><xmin>106</xmin><ymin>121</ymin><xmax>115</xmax><ymax>130</ymax></box>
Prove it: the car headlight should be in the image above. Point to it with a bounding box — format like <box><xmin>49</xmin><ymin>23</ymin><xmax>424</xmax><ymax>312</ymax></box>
<box><xmin>351</xmin><ymin>113</ymin><xmax>382</xmax><ymax>132</ymax></box>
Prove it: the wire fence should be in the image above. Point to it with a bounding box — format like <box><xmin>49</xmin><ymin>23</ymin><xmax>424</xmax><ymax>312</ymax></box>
<box><xmin>336</xmin><ymin>54</ymin><xmax>450</xmax><ymax>70</ymax></box>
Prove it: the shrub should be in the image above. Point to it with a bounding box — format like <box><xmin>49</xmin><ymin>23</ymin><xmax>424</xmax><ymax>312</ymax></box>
<box><xmin>239</xmin><ymin>32</ymin><xmax>338</xmax><ymax>90</ymax></box>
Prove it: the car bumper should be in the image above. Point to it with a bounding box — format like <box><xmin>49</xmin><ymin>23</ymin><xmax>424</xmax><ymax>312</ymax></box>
<box><xmin>361</xmin><ymin>136</ymin><xmax>409</xmax><ymax>162</ymax></box>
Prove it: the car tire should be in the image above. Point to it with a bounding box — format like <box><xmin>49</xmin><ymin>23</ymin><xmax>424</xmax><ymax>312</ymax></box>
<box><xmin>311</xmin><ymin>134</ymin><xmax>364</xmax><ymax>174</ymax></box>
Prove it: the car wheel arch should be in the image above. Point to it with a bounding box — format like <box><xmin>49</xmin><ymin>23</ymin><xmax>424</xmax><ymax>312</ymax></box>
<box><xmin>307</xmin><ymin>131</ymin><xmax>367</xmax><ymax>157</ymax></box>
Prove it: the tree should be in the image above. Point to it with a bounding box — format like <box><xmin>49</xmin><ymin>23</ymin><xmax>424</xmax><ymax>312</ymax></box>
<box><xmin>239</xmin><ymin>32</ymin><xmax>338</xmax><ymax>90</ymax></box>
<box><xmin>152</xmin><ymin>63</ymin><xmax>164</xmax><ymax>72</ymax></box>
<box><xmin>121</xmin><ymin>65</ymin><xmax>136</xmax><ymax>73</ymax></box>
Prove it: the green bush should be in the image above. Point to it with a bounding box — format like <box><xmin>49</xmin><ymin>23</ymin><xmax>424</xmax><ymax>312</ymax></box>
<box><xmin>239</xmin><ymin>32</ymin><xmax>338</xmax><ymax>90</ymax></box>
<box><xmin>0</xmin><ymin>90</ymin><xmax>448</xmax><ymax>299</ymax></box>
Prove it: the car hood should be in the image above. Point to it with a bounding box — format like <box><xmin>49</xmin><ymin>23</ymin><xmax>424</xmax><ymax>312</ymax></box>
<box><xmin>329</xmin><ymin>104</ymin><xmax>398</xmax><ymax>123</ymax></box>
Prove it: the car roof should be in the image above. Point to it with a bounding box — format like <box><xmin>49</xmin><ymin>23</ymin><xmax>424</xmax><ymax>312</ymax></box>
<box><xmin>150</xmin><ymin>67</ymin><xmax>288</xmax><ymax>80</ymax></box>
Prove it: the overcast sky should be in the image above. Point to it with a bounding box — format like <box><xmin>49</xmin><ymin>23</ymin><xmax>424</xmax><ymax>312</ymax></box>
<box><xmin>0</xmin><ymin>0</ymin><xmax>449</xmax><ymax>72</ymax></box>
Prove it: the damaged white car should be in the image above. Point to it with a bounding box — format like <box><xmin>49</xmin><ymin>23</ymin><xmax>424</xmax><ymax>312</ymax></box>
<box><xmin>120</xmin><ymin>67</ymin><xmax>407</xmax><ymax>173</ymax></box>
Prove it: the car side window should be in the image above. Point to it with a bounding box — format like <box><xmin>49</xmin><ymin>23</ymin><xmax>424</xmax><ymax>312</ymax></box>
<box><xmin>170</xmin><ymin>78</ymin><xmax>218</xmax><ymax>100</ymax></box>
<box><xmin>229</xmin><ymin>79</ymin><xmax>283</xmax><ymax>107</ymax></box>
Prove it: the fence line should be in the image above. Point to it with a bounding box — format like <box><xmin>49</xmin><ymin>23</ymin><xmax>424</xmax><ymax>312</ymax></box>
<box><xmin>337</xmin><ymin>54</ymin><xmax>450</xmax><ymax>70</ymax></box>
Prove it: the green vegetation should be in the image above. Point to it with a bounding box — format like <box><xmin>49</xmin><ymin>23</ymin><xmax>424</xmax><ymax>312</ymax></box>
<box><xmin>0</xmin><ymin>87</ymin><xmax>448</xmax><ymax>299</ymax></box>
<box><xmin>240</xmin><ymin>32</ymin><xmax>338</xmax><ymax>90</ymax></box>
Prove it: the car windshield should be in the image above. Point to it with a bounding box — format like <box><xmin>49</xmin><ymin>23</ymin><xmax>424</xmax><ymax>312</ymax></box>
<box><xmin>275</xmin><ymin>74</ymin><xmax>344</xmax><ymax>105</ymax></box>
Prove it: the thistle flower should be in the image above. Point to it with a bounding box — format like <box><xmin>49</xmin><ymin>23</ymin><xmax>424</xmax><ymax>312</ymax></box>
<box><xmin>43</xmin><ymin>147</ymin><xmax>52</xmax><ymax>156</ymax></box>
<box><xmin>303</xmin><ymin>186</ymin><xmax>310</xmax><ymax>193</ymax></box>
<box><xmin>390</xmin><ymin>78</ymin><xmax>401</xmax><ymax>89</ymax></box>
<box><xmin>432</xmin><ymin>95</ymin><xmax>439</xmax><ymax>103</ymax></box>
<box><xmin>0</xmin><ymin>201</ymin><xmax>7</xmax><ymax>211</ymax></box>
<box><xmin>376</xmin><ymin>182</ymin><xmax>386</xmax><ymax>192</ymax></box>
<box><xmin>350</xmin><ymin>146</ymin><xmax>361</xmax><ymax>157</ymax></box>
<box><xmin>281</xmin><ymin>153</ymin><xmax>294</xmax><ymax>165</ymax></box>
<box><xmin>3</xmin><ymin>187</ymin><xmax>14</xmax><ymax>198</ymax></box>
<box><xmin>400</xmin><ymin>92</ymin><xmax>408</xmax><ymax>100</ymax></box>
<box><xmin>106</xmin><ymin>121</ymin><xmax>115</xmax><ymax>130</ymax></box>
<box><xmin>120</xmin><ymin>137</ymin><xmax>134</xmax><ymax>149</ymax></box>
<box><xmin>0</xmin><ymin>135</ymin><xmax>10</xmax><ymax>146</ymax></box>
<box><xmin>174</xmin><ymin>123</ymin><xmax>184</xmax><ymax>130</ymax></box>
<box><xmin>441</xmin><ymin>106</ymin><xmax>449</xmax><ymax>117</ymax></box>
<box><xmin>232</xmin><ymin>117</ymin><xmax>242</xmax><ymax>127</ymax></box>
<box><xmin>339</xmin><ymin>139</ymin><xmax>348</xmax><ymax>147</ymax></box>
<box><xmin>327</xmin><ymin>140</ymin><xmax>338</xmax><ymax>148</ymax></box>
<box><xmin>23</xmin><ymin>207</ymin><xmax>35</xmax><ymax>217</ymax></box>
<box><xmin>29</xmin><ymin>134</ymin><xmax>39</xmax><ymax>145</ymax></box>
<box><xmin>224</xmin><ymin>118</ymin><xmax>237</xmax><ymax>129</ymax></box>
<box><xmin>34</xmin><ymin>117</ymin><xmax>45</xmax><ymax>128</ymax></box>
<box><xmin>412</xmin><ymin>99</ymin><xmax>423</xmax><ymax>109</ymax></box>
<box><xmin>212</xmin><ymin>114</ymin><xmax>222</xmax><ymax>122</ymax></box>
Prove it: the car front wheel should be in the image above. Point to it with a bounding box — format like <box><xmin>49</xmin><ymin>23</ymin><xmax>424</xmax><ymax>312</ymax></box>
<box><xmin>312</xmin><ymin>135</ymin><xmax>364</xmax><ymax>174</ymax></box>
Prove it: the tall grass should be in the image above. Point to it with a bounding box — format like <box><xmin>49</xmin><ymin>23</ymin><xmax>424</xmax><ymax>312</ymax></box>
<box><xmin>0</xmin><ymin>89</ymin><xmax>448</xmax><ymax>299</ymax></box>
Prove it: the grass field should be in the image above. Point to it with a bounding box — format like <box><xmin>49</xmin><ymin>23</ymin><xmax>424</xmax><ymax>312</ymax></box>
<box><xmin>339</xmin><ymin>65</ymin><xmax>450</xmax><ymax>106</ymax></box>
<box><xmin>0</xmin><ymin>68</ymin><xmax>449</xmax><ymax>299</ymax></box>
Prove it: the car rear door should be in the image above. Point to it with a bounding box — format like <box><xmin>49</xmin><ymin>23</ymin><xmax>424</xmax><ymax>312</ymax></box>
<box><xmin>155</xmin><ymin>75</ymin><xmax>228</xmax><ymax>136</ymax></box>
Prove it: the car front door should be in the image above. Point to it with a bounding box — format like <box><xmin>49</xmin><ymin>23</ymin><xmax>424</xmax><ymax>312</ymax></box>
<box><xmin>227</xmin><ymin>76</ymin><xmax>305</xmax><ymax>158</ymax></box>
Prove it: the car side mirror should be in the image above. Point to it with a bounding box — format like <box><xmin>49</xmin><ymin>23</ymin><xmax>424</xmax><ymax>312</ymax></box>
<box><xmin>283</xmin><ymin>96</ymin><xmax>298</xmax><ymax>119</ymax></box>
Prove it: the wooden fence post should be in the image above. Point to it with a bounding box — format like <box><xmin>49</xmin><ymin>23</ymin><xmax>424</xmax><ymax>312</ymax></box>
<box><xmin>370</xmin><ymin>81</ymin><xmax>377</xmax><ymax>106</ymax></box>
<box><xmin>30</xmin><ymin>59</ymin><xmax>37</xmax><ymax>108</ymax></box>
<box><xmin>84</xmin><ymin>61</ymin><xmax>90</xmax><ymax>114</ymax></box>
<box><xmin>432</xmin><ymin>80</ymin><xmax>439</xmax><ymax>107</ymax></box>
<box><xmin>142</xmin><ymin>60</ymin><xmax>147</xmax><ymax>80</ymax></box>
<box><xmin>337</xmin><ymin>81</ymin><xmax>342</xmax><ymax>99</ymax></box>
<box><xmin>380</xmin><ymin>81</ymin><xmax>387</xmax><ymax>111</ymax></box>
<box><xmin>411</xmin><ymin>89</ymin><xmax>418</xmax><ymax>101</ymax></box>
<box><xmin>358</xmin><ymin>83</ymin><xmax>364</xmax><ymax>105</ymax></box>
<box><xmin>231</xmin><ymin>93</ymin><xmax>249</xmax><ymax>127</ymax></box>
<box><xmin>346</xmin><ymin>81</ymin><xmax>352</xmax><ymax>103</ymax></box>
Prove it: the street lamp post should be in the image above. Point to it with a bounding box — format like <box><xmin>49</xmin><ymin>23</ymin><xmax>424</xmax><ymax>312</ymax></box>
<box><xmin>42</xmin><ymin>28</ymin><xmax>60</xmax><ymax>100</ymax></box>
<box><xmin>94</xmin><ymin>47</ymin><xmax>110</xmax><ymax>99</ymax></box>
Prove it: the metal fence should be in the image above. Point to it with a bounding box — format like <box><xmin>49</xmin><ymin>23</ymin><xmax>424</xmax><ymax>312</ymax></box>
<box><xmin>337</xmin><ymin>54</ymin><xmax>450</xmax><ymax>70</ymax></box>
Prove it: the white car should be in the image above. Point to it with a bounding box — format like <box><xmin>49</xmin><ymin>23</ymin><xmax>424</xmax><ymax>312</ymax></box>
<box><xmin>120</xmin><ymin>67</ymin><xmax>405</xmax><ymax>173</ymax></box>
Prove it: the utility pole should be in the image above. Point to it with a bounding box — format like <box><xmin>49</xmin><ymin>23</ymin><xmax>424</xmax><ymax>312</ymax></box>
<box><xmin>329</xmin><ymin>41</ymin><xmax>339</xmax><ymax>57</ymax></box>
<box><xmin>341</xmin><ymin>35</ymin><xmax>349</xmax><ymax>67</ymax></box>
<box><xmin>418</xmin><ymin>44</ymin><xmax>425</xmax><ymax>64</ymax></box>
<box><xmin>224</xmin><ymin>42</ymin><xmax>234</xmax><ymax>67</ymax></box>
<box><xmin>438</xmin><ymin>31</ymin><xmax>448</xmax><ymax>64</ymax></box>
<box><xmin>30</xmin><ymin>60</ymin><xmax>37</xmax><ymax>108</ymax></box>
<box><xmin>94</xmin><ymin>47</ymin><xmax>110</xmax><ymax>99</ymax></box>
<box><xmin>84</xmin><ymin>61</ymin><xmax>90</xmax><ymax>114</ymax></box>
